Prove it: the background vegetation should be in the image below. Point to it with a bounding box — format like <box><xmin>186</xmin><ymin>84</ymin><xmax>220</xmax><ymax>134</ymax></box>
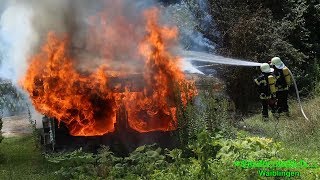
<box><xmin>184</xmin><ymin>0</ymin><xmax>320</xmax><ymax>114</ymax></box>
<box><xmin>0</xmin><ymin>112</ymin><xmax>2</xmax><ymax>144</ymax></box>
<box><xmin>0</xmin><ymin>82</ymin><xmax>26</xmax><ymax>116</ymax></box>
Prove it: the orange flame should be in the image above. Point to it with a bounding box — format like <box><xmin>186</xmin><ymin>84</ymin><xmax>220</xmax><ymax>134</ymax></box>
<box><xmin>123</xmin><ymin>8</ymin><xmax>196</xmax><ymax>132</ymax></box>
<box><xmin>22</xmin><ymin>6</ymin><xmax>196</xmax><ymax>136</ymax></box>
<box><xmin>23</xmin><ymin>33</ymin><xmax>118</xmax><ymax>136</ymax></box>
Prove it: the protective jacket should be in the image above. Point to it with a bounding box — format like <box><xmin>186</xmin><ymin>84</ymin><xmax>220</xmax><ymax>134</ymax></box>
<box><xmin>254</xmin><ymin>73</ymin><xmax>276</xmax><ymax>99</ymax></box>
<box><xmin>274</xmin><ymin>67</ymin><xmax>291</xmax><ymax>91</ymax></box>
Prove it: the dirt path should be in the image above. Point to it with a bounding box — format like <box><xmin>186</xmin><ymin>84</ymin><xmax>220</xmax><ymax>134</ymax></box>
<box><xmin>1</xmin><ymin>115</ymin><xmax>32</xmax><ymax>137</ymax></box>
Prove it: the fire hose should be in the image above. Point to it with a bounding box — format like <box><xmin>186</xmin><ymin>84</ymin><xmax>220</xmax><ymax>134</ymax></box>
<box><xmin>289</xmin><ymin>69</ymin><xmax>309</xmax><ymax>121</ymax></box>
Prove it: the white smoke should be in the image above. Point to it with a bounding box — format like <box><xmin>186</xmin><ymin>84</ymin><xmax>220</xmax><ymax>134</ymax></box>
<box><xmin>0</xmin><ymin>3</ymin><xmax>37</xmax><ymax>84</ymax></box>
<box><xmin>164</xmin><ymin>0</ymin><xmax>218</xmax><ymax>74</ymax></box>
<box><xmin>0</xmin><ymin>0</ymin><xmax>103</xmax><ymax>85</ymax></box>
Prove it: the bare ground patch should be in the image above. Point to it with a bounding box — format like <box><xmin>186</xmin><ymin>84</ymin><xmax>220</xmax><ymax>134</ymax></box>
<box><xmin>2</xmin><ymin>115</ymin><xmax>32</xmax><ymax>137</ymax></box>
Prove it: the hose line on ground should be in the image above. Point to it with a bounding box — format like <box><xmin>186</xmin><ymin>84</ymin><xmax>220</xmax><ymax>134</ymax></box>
<box><xmin>288</xmin><ymin>69</ymin><xmax>309</xmax><ymax>121</ymax></box>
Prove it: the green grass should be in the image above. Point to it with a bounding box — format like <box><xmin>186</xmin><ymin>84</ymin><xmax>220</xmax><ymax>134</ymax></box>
<box><xmin>242</xmin><ymin>97</ymin><xmax>320</xmax><ymax>178</ymax></box>
<box><xmin>243</xmin><ymin>97</ymin><xmax>320</xmax><ymax>151</ymax></box>
<box><xmin>0</xmin><ymin>97</ymin><xmax>319</xmax><ymax>179</ymax></box>
<box><xmin>0</xmin><ymin>136</ymin><xmax>61</xmax><ymax>180</ymax></box>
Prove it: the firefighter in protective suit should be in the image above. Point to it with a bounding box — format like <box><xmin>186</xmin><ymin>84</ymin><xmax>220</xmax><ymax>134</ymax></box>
<box><xmin>254</xmin><ymin>63</ymin><xmax>277</xmax><ymax>121</ymax></box>
<box><xmin>271</xmin><ymin>57</ymin><xmax>291</xmax><ymax>116</ymax></box>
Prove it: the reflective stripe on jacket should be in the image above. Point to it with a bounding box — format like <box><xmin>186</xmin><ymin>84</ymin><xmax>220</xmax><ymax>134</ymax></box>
<box><xmin>254</xmin><ymin>73</ymin><xmax>275</xmax><ymax>99</ymax></box>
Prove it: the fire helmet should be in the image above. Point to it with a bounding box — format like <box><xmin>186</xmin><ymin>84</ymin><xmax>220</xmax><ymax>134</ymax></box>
<box><xmin>260</xmin><ymin>63</ymin><xmax>274</xmax><ymax>73</ymax></box>
<box><xmin>271</xmin><ymin>57</ymin><xmax>285</xmax><ymax>69</ymax></box>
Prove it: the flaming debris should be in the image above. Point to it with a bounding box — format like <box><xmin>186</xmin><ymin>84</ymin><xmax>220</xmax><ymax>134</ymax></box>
<box><xmin>22</xmin><ymin>4</ymin><xmax>196</xmax><ymax>136</ymax></box>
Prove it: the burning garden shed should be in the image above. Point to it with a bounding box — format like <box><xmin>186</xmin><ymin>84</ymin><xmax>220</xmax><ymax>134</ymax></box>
<box><xmin>16</xmin><ymin>1</ymin><xmax>200</xmax><ymax>153</ymax></box>
<box><xmin>0</xmin><ymin>0</ymin><xmax>227</xmax><ymax>153</ymax></box>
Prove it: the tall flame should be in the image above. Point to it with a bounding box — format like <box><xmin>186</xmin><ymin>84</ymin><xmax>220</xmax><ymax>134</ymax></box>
<box><xmin>22</xmin><ymin>6</ymin><xmax>196</xmax><ymax>136</ymax></box>
<box><xmin>123</xmin><ymin>8</ymin><xmax>195</xmax><ymax>132</ymax></box>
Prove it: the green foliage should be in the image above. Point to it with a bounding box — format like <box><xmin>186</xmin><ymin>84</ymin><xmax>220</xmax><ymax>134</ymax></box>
<box><xmin>46</xmin><ymin>130</ymin><xmax>281</xmax><ymax>179</ymax></box>
<box><xmin>0</xmin><ymin>82</ymin><xmax>26</xmax><ymax>116</ymax></box>
<box><xmin>187</xmin><ymin>131</ymin><xmax>221</xmax><ymax>179</ymax></box>
<box><xmin>46</xmin><ymin>148</ymin><xmax>98</xmax><ymax>179</ymax></box>
<box><xmin>182</xmin><ymin>0</ymin><xmax>320</xmax><ymax>113</ymax></box>
<box><xmin>313</xmin><ymin>60</ymin><xmax>320</xmax><ymax>96</ymax></box>
<box><xmin>217</xmin><ymin>133</ymin><xmax>281</xmax><ymax>162</ymax></box>
<box><xmin>176</xmin><ymin>90</ymin><xmax>235</xmax><ymax>147</ymax></box>
<box><xmin>47</xmin><ymin>144</ymin><xmax>168</xmax><ymax>179</ymax></box>
<box><xmin>0</xmin><ymin>115</ymin><xmax>3</xmax><ymax>144</ymax></box>
<box><xmin>152</xmin><ymin>130</ymin><xmax>281</xmax><ymax>180</ymax></box>
<box><xmin>111</xmin><ymin>144</ymin><xmax>167</xmax><ymax>179</ymax></box>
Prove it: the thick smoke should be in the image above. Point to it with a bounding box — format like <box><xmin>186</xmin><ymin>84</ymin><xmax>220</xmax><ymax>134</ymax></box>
<box><xmin>0</xmin><ymin>0</ymin><xmax>211</xmax><ymax>85</ymax></box>
<box><xmin>0</xmin><ymin>0</ymin><xmax>207</xmax><ymax>120</ymax></box>
<box><xmin>0</xmin><ymin>1</ymin><xmax>127</xmax><ymax>83</ymax></box>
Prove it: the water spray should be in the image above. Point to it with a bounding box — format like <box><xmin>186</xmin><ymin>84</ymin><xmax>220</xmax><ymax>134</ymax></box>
<box><xmin>181</xmin><ymin>50</ymin><xmax>262</xmax><ymax>67</ymax></box>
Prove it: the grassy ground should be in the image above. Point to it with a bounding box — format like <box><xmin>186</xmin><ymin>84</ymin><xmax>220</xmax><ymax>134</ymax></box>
<box><xmin>0</xmin><ymin>97</ymin><xmax>319</xmax><ymax>179</ymax></box>
<box><xmin>0</xmin><ymin>136</ymin><xmax>61</xmax><ymax>180</ymax></box>
<box><xmin>243</xmin><ymin>97</ymin><xmax>320</xmax><ymax>152</ymax></box>
<box><xmin>242</xmin><ymin>96</ymin><xmax>320</xmax><ymax>178</ymax></box>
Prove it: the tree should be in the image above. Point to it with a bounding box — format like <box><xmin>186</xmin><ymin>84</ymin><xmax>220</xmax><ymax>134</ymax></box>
<box><xmin>184</xmin><ymin>0</ymin><xmax>320</xmax><ymax>114</ymax></box>
<box><xmin>0</xmin><ymin>112</ymin><xmax>3</xmax><ymax>144</ymax></box>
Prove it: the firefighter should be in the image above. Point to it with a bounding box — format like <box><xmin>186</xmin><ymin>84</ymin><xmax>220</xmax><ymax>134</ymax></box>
<box><xmin>254</xmin><ymin>63</ymin><xmax>277</xmax><ymax>121</ymax></box>
<box><xmin>271</xmin><ymin>57</ymin><xmax>291</xmax><ymax>116</ymax></box>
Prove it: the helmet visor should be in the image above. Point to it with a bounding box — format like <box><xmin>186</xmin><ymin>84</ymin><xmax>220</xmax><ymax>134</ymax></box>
<box><xmin>275</xmin><ymin>63</ymin><xmax>285</xmax><ymax>69</ymax></box>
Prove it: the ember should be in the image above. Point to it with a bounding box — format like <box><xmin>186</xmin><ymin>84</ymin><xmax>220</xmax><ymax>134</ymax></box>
<box><xmin>22</xmin><ymin>4</ymin><xmax>196</xmax><ymax>136</ymax></box>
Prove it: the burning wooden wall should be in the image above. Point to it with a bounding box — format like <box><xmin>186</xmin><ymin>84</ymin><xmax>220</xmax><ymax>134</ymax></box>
<box><xmin>39</xmin><ymin>73</ymin><xmax>224</xmax><ymax>153</ymax></box>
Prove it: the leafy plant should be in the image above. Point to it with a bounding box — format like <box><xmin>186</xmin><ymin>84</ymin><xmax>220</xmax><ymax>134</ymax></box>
<box><xmin>111</xmin><ymin>144</ymin><xmax>168</xmax><ymax>179</ymax></box>
<box><xmin>217</xmin><ymin>132</ymin><xmax>281</xmax><ymax>162</ymax></box>
<box><xmin>46</xmin><ymin>148</ymin><xmax>98</xmax><ymax>179</ymax></box>
<box><xmin>150</xmin><ymin>130</ymin><xmax>282</xmax><ymax>179</ymax></box>
<box><xmin>176</xmin><ymin>90</ymin><xmax>235</xmax><ymax>148</ymax></box>
<box><xmin>187</xmin><ymin>130</ymin><xmax>221</xmax><ymax>179</ymax></box>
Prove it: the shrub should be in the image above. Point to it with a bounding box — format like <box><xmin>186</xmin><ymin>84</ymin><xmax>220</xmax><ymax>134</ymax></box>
<box><xmin>152</xmin><ymin>130</ymin><xmax>281</xmax><ymax>179</ymax></box>
<box><xmin>46</xmin><ymin>145</ymin><xmax>168</xmax><ymax>179</ymax></box>
<box><xmin>46</xmin><ymin>148</ymin><xmax>99</xmax><ymax>179</ymax></box>
<box><xmin>176</xmin><ymin>90</ymin><xmax>235</xmax><ymax>147</ymax></box>
<box><xmin>216</xmin><ymin>132</ymin><xmax>281</xmax><ymax>162</ymax></box>
<box><xmin>45</xmin><ymin>130</ymin><xmax>282</xmax><ymax>179</ymax></box>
